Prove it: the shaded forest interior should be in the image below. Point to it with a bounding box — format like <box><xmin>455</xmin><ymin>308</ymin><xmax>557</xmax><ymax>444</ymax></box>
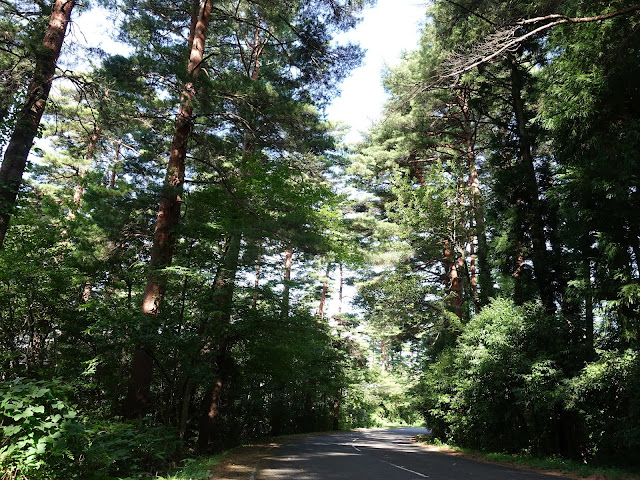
<box><xmin>1</xmin><ymin>0</ymin><xmax>639</xmax><ymax>478</ymax></box>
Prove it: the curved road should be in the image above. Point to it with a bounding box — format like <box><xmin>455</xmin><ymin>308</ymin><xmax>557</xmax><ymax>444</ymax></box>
<box><xmin>256</xmin><ymin>428</ymin><xmax>560</xmax><ymax>479</ymax></box>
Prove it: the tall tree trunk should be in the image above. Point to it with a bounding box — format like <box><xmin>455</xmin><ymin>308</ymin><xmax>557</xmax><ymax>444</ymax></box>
<box><xmin>0</xmin><ymin>0</ymin><xmax>76</xmax><ymax>248</ymax></box>
<box><xmin>198</xmin><ymin>233</ymin><xmax>241</xmax><ymax>451</ymax></box>
<box><xmin>381</xmin><ymin>339</ymin><xmax>388</xmax><ymax>371</ymax></box>
<box><xmin>179</xmin><ymin>378</ymin><xmax>194</xmax><ymax>439</ymax></box>
<box><xmin>70</xmin><ymin>125</ymin><xmax>100</xmax><ymax>219</ymax></box>
<box><xmin>142</xmin><ymin>0</ymin><xmax>213</xmax><ymax>313</ymax></box>
<box><xmin>198</xmin><ymin>24</ymin><xmax>267</xmax><ymax>447</ymax></box>
<box><xmin>338</xmin><ymin>263</ymin><xmax>344</xmax><ymax>315</ymax></box>
<box><xmin>281</xmin><ymin>246</ymin><xmax>293</xmax><ymax>319</ymax></box>
<box><xmin>450</xmin><ymin>252</ymin><xmax>464</xmax><ymax>319</ymax></box>
<box><xmin>318</xmin><ymin>262</ymin><xmax>331</xmax><ymax>320</ymax></box>
<box><xmin>509</xmin><ymin>59</ymin><xmax>555</xmax><ymax>314</ymax></box>
<box><xmin>443</xmin><ymin>238</ymin><xmax>463</xmax><ymax>319</ymax></box>
<box><xmin>125</xmin><ymin>0</ymin><xmax>213</xmax><ymax>419</ymax></box>
<box><xmin>467</xmin><ymin>142</ymin><xmax>492</xmax><ymax>307</ymax></box>
<box><xmin>332</xmin><ymin>394</ymin><xmax>341</xmax><ymax>430</ymax></box>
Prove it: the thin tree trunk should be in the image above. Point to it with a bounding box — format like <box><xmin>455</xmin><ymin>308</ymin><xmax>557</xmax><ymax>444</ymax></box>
<box><xmin>281</xmin><ymin>246</ymin><xmax>293</xmax><ymax>319</ymax></box>
<box><xmin>513</xmin><ymin>242</ymin><xmax>526</xmax><ymax>306</ymax></box>
<box><xmin>584</xmin><ymin>259</ymin><xmax>594</xmax><ymax>358</ymax></box>
<box><xmin>469</xmin><ymin>234</ymin><xmax>477</xmax><ymax>299</ymax></box>
<box><xmin>251</xmin><ymin>240</ymin><xmax>262</xmax><ymax>309</ymax></box>
<box><xmin>467</xmin><ymin>144</ymin><xmax>492</xmax><ymax>307</ymax></box>
<box><xmin>332</xmin><ymin>394</ymin><xmax>341</xmax><ymax>431</ymax></box>
<box><xmin>381</xmin><ymin>339</ymin><xmax>388</xmax><ymax>371</ymax></box>
<box><xmin>109</xmin><ymin>140</ymin><xmax>121</xmax><ymax>189</ymax></box>
<box><xmin>198</xmin><ymin>24</ymin><xmax>267</xmax><ymax>447</ymax></box>
<box><xmin>443</xmin><ymin>239</ymin><xmax>463</xmax><ymax>319</ymax></box>
<box><xmin>0</xmin><ymin>0</ymin><xmax>76</xmax><ymax>248</ymax></box>
<box><xmin>450</xmin><ymin>253</ymin><xmax>464</xmax><ymax>319</ymax></box>
<box><xmin>70</xmin><ymin>125</ymin><xmax>100</xmax><ymax>219</ymax></box>
<box><xmin>179</xmin><ymin>379</ymin><xmax>194</xmax><ymax>439</ymax></box>
<box><xmin>338</xmin><ymin>263</ymin><xmax>343</xmax><ymax>316</ymax></box>
<box><xmin>318</xmin><ymin>262</ymin><xmax>331</xmax><ymax>321</ymax></box>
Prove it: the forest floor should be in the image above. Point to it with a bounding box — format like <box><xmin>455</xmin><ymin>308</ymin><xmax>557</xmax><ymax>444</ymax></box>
<box><xmin>205</xmin><ymin>431</ymin><xmax>639</xmax><ymax>480</ymax></box>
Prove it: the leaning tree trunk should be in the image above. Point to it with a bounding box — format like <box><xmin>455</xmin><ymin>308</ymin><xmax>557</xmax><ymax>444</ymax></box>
<box><xmin>0</xmin><ymin>0</ymin><xmax>76</xmax><ymax>248</ymax></box>
<box><xmin>142</xmin><ymin>0</ymin><xmax>213</xmax><ymax>313</ymax></box>
<box><xmin>198</xmin><ymin>23</ymin><xmax>268</xmax><ymax>447</ymax></box>
<box><xmin>124</xmin><ymin>0</ymin><xmax>213</xmax><ymax>419</ymax></box>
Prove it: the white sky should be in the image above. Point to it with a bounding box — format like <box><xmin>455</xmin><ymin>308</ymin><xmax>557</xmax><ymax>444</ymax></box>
<box><xmin>327</xmin><ymin>0</ymin><xmax>428</xmax><ymax>144</ymax></box>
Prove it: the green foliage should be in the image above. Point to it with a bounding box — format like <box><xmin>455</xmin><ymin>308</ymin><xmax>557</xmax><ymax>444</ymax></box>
<box><xmin>0</xmin><ymin>379</ymin><xmax>85</xmax><ymax>479</ymax></box>
<box><xmin>566</xmin><ymin>350</ymin><xmax>640</xmax><ymax>464</ymax></box>
<box><xmin>0</xmin><ymin>379</ymin><xmax>181</xmax><ymax>479</ymax></box>
<box><xmin>82</xmin><ymin>422</ymin><xmax>180</xmax><ymax>479</ymax></box>
<box><xmin>421</xmin><ymin>299</ymin><xmax>570</xmax><ymax>454</ymax></box>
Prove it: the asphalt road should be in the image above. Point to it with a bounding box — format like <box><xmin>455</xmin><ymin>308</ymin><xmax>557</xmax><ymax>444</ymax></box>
<box><xmin>255</xmin><ymin>427</ymin><xmax>560</xmax><ymax>479</ymax></box>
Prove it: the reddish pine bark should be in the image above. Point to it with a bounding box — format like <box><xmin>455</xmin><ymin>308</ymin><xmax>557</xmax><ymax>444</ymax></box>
<box><xmin>125</xmin><ymin>0</ymin><xmax>213</xmax><ymax>419</ymax></box>
<box><xmin>142</xmin><ymin>0</ymin><xmax>213</xmax><ymax>314</ymax></box>
<box><xmin>0</xmin><ymin>0</ymin><xmax>76</xmax><ymax>248</ymax></box>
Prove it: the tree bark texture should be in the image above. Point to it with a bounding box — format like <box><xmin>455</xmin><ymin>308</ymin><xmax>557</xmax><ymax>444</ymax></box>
<box><xmin>142</xmin><ymin>0</ymin><xmax>213</xmax><ymax>314</ymax></box>
<box><xmin>318</xmin><ymin>262</ymin><xmax>331</xmax><ymax>320</ymax></box>
<box><xmin>0</xmin><ymin>0</ymin><xmax>76</xmax><ymax>248</ymax></box>
<box><xmin>126</xmin><ymin>0</ymin><xmax>213</xmax><ymax>419</ymax></box>
<box><xmin>338</xmin><ymin>263</ymin><xmax>343</xmax><ymax>315</ymax></box>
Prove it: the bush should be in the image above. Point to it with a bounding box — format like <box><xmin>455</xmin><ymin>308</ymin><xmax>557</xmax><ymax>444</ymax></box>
<box><xmin>420</xmin><ymin>299</ymin><xmax>570</xmax><ymax>454</ymax></box>
<box><xmin>566</xmin><ymin>349</ymin><xmax>640</xmax><ymax>464</ymax></box>
<box><xmin>0</xmin><ymin>378</ymin><xmax>181</xmax><ymax>480</ymax></box>
<box><xmin>1</xmin><ymin>378</ymin><xmax>86</xmax><ymax>479</ymax></box>
<box><xmin>83</xmin><ymin>421</ymin><xmax>181</xmax><ymax>479</ymax></box>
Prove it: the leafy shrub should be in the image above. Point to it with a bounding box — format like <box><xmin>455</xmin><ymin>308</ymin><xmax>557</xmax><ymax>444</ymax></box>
<box><xmin>83</xmin><ymin>421</ymin><xmax>181</xmax><ymax>479</ymax></box>
<box><xmin>566</xmin><ymin>349</ymin><xmax>640</xmax><ymax>464</ymax></box>
<box><xmin>421</xmin><ymin>299</ymin><xmax>570</xmax><ymax>454</ymax></box>
<box><xmin>0</xmin><ymin>378</ymin><xmax>181</xmax><ymax>479</ymax></box>
<box><xmin>0</xmin><ymin>378</ymin><xmax>86</xmax><ymax>480</ymax></box>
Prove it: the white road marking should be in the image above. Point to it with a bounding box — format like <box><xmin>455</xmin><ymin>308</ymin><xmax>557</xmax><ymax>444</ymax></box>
<box><xmin>352</xmin><ymin>443</ymin><xmax>428</xmax><ymax>477</ymax></box>
<box><xmin>383</xmin><ymin>461</ymin><xmax>428</xmax><ymax>478</ymax></box>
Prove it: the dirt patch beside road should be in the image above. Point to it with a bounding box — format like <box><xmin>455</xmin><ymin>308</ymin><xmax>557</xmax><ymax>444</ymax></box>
<box><xmin>207</xmin><ymin>443</ymin><xmax>277</xmax><ymax>480</ymax></box>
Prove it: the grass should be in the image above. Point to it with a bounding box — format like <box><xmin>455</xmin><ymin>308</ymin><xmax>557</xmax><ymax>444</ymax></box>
<box><xmin>415</xmin><ymin>435</ymin><xmax>639</xmax><ymax>480</ymax></box>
